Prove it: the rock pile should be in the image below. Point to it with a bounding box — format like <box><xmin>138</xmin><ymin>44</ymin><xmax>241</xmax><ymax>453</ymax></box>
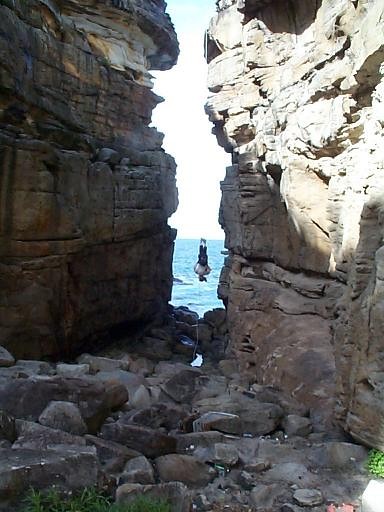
<box><xmin>0</xmin><ymin>308</ymin><xmax>374</xmax><ymax>511</ymax></box>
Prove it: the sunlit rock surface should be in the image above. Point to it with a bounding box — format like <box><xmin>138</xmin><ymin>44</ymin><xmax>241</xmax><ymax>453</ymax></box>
<box><xmin>206</xmin><ymin>0</ymin><xmax>384</xmax><ymax>440</ymax></box>
<box><xmin>0</xmin><ymin>0</ymin><xmax>179</xmax><ymax>358</ymax></box>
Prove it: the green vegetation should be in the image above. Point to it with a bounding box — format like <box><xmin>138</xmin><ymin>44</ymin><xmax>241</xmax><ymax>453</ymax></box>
<box><xmin>21</xmin><ymin>488</ymin><xmax>171</xmax><ymax>512</ymax></box>
<box><xmin>367</xmin><ymin>448</ymin><xmax>384</xmax><ymax>477</ymax></box>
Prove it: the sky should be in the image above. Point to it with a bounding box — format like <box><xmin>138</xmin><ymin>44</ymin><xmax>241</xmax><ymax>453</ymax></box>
<box><xmin>152</xmin><ymin>0</ymin><xmax>230</xmax><ymax>240</ymax></box>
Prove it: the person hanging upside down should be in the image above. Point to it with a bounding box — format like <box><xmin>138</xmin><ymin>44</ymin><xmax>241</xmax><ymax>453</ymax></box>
<box><xmin>194</xmin><ymin>238</ymin><xmax>211</xmax><ymax>282</ymax></box>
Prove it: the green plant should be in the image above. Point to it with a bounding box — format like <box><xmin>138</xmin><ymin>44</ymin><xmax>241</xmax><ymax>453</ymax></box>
<box><xmin>367</xmin><ymin>448</ymin><xmax>384</xmax><ymax>477</ymax></box>
<box><xmin>111</xmin><ymin>496</ymin><xmax>171</xmax><ymax>512</ymax></box>
<box><xmin>21</xmin><ymin>488</ymin><xmax>171</xmax><ymax>512</ymax></box>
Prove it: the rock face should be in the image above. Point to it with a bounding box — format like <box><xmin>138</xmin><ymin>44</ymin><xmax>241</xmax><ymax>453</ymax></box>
<box><xmin>0</xmin><ymin>0</ymin><xmax>179</xmax><ymax>359</ymax></box>
<box><xmin>206</xmin><ymin>0</ymin><xmax>384</xmax><ymax>443</ymax></box>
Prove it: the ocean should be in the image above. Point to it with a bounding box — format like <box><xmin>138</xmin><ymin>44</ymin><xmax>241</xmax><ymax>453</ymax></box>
<box><xmin>171</xmin><ymin>238</ymin><xmax>225</xmax><ymax>317</ymax></box>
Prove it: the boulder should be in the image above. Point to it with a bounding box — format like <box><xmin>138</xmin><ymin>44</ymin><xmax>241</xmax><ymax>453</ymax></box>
<box><xmin>129</xmin><ymin>385</ymin><xmax>152</xmax><ymax>409</ymax></box>
<box><xmin>308</xmin><ymin>442</ymin><xmax>368</xmax><ymax>469</ymax></box>
<box><xmin>0</xmin><ymin>347</ymin><xmax>15</xmax><ymax>368</ymax></box>
<box><xmin>194</xmin><ymin>393</ymin><xmax>283</xmax><ymax>435</ymax></box>
<box><xmin>38</xmin><ymin>401</ymin><xmax>87</xmax><ymax>435</ymax></box>
<box><xmin>93</xmin><ymin>370</ymin><xmax>144</xmax><ymax>398</ymax></box>
<box><xmin>129</xmin><ymin>358</ymin><xmax>154</xmax><ymax>377</ymax></box>
<box><xmin>119</xmin><ymin>456</ymin><xmax>155</xmax><ymax>485</ymax></box>
<box><xmin>250</xmin><ymin>483</ymin><xmax>285</xmax><ymax>509</ymax></box>
<box><xmin>77</xmin><ymin>354</ymin><xmax>129</xmax><ymax>373</ymax></box>
<box><xmin>282</xmin><ymin>415</ymin><xmax>312</xmax><ymax>437</ymax></box>
<box><xmin>293</xmin><ymin>488</ymin><xmax>323</xmax><ymax>507</ymax></box>
<box><xmin>173</xmin><ymin>307</ymin><xmax>199</xmax><ymax>325</ymax></box>
<box><xmin>14</xmin><ymin>420</ymin><xmax>86</xmax><ymax>449</ymax></box>
<box><xmin>0</xmin><ymin>447</ymin><xmax>99</xmax><ymax>508</ymax></box>
<box><xmin>56</xmin><ymin>363</ymin><xmax>90</xmax><ymax>378</ymax></box>
<box><xmin>0</xmin><ymin>376</ymin><xmax>128</xmax><ymax>433</ymax></box>
<box><xmin>213</xmin><ymin>443</ymin><xmax>239</xmax><ymax>466</ymax></box>
<box><xmin>126</xmin><ymin>403</ymin><xmax>188</xmax><ymax>431</ymax></box>
<box><xmin>85</xmin><ymin>434</ymin><xmax>141</xmax><ymax>469</ymax></box>
<box><xmin>101</xmin><ymin>423</ymin><xmax>177</xmax><ymax>458</ymax></box>
<box><xmin>193</xmin><ymin>411</ymin><xmax>242</xmax><ymax>435</ymax></box>
<box><xmin>161</xmin><ymin>369</ymin><xmax>203</xmax><ymax>403</ymax></box>
<box><xmin>155</xmin><ymin>454</ymin><xmax>216</xmax><ymax>486</ymax></box>
<box><xmin>263</xmin><ymin>462</ymin><xmax>318</xmax><ymax>487</ymax></box>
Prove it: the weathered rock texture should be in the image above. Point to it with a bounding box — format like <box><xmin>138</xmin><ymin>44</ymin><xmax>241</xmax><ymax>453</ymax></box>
<box><xmin>0</xmin><ymin>0</ymin><xmax>179</xmax><ymax>358</ymax></box>
<box><xmin>206</xmin><ymin>0</ymin><xmax>384</xmax><ymax>443</ymax></box>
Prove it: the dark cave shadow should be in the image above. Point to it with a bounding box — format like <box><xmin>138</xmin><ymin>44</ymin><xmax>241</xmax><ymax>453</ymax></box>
<box><xmin>240</xmin><ymin>0</ymin><xmax>323</xmax><ymax>35</ymax></box>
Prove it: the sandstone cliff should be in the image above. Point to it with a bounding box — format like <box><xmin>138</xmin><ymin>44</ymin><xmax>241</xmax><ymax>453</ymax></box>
<box><xmin>206</xmin><ymin>0</ymin><xmax>384</xmax><ymax>444</ymax></box>
<box><xmin>0</xmin><ymin>0</ymin><xmax>179</xmax><ymax>359</ymax></box>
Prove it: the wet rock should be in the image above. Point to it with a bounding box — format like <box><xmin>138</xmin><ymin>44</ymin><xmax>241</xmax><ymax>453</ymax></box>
<box><xmin>39</xmin><ymin>401</ymin><xmax>87</xmax><ymax>435</ymax></box>
<box><xmin>155</xmin><ymin>454</ymin><xmax>216</xmax><ymax>487</ymax></box>
<box><xmin>116</xmin><ymin>482</ymin><xmax>191</xmax><ymax>512</ymax></box>
<box><xmin>0</xmin><ymin>347</ymin><xmax>15</xmax><ymax>368</ymax></box>
<box><xmin>101</xmin><ymin>423</ymin><xmax>176</xmax><ymax>458</ymax></box>
<box><xmin>14</xmin><ymin>420</ymin><xmax>86</xmax><ymax>449</ymax></box>
<box><xmin>293</xmin><ymin>488</ymin><xmax>323</xmax><ymax>507</ymax></box>
<box><xmin>0</xmin><ymin>411</ymin><xmax>16</xmax><ymax>442</ymax></box>
<box><xmin>119</xmin><ymin>456</ymin><xmax>155</xmax><ymax>485</ymax></box>
<box><xmin>282</xmin><ymin>415</ymin><xmax>313</xmax><ymax>437</ymax></box>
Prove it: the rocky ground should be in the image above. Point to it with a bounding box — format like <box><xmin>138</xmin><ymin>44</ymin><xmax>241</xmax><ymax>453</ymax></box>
<box><xmin>0</xmin><ymin>307</ymin><xmax>378</xmax><ymax>511</ymax></box>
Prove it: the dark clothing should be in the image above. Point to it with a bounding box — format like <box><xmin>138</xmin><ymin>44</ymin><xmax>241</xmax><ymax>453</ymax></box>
<box><xmin>198</xmin><ymin>244</ymin><xmax>208</xmax><ymax>266</ymax></box>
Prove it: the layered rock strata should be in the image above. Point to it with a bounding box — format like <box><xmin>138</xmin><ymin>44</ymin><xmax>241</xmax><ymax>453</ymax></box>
<box><xmin>0</xmin><ymin>0</ymin><xmax>179</xmax><ymax>358</ymax></box>
<box><xmin>206</xmin><ymin>0</ymin><xmax>384</xmax><ymax>443</ymax></box>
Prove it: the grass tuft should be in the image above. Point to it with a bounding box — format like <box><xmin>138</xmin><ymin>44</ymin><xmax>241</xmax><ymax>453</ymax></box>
<box><xmin>20</xmin><ymin>488</ymin><xmax>171</xmax><ymax>512</ymax></box>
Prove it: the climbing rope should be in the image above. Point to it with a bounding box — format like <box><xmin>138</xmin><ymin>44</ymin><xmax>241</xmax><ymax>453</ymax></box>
<box><xmin>192</xmin><ymin>280</ymin><xmax>201</xmax><ymax>362</ymax></box>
